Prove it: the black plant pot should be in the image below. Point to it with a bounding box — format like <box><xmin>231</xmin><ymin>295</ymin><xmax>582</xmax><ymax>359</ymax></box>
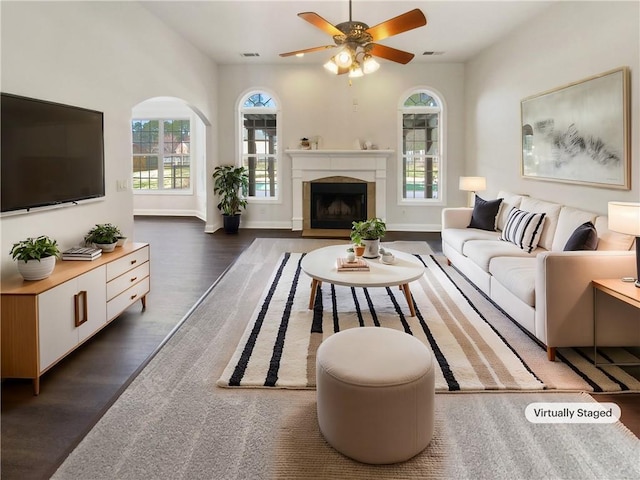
<box><xmin>222</xmin><ymin>214</ymin><xmax>241</xmax><ymax>234</ymax></box>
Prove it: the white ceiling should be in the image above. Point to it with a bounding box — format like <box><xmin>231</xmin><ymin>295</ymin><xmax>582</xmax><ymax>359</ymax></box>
<box><xmin>140</xmin><ymin>1</ymin><xmax>556</xmax><ymax>65</ymax></box>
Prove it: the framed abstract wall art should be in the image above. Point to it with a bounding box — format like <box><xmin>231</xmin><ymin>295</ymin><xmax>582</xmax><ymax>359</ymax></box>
<box><xmin>521</xmin><ymin>67</ymin><xmax>630</xmax><ymax>189</ymax></box>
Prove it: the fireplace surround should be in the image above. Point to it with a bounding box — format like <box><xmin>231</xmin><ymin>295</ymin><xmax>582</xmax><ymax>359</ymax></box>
<box><xmin>287</xmin><ymin>149</ymin><xmax>393</xmax><ymax>236</ymax></box>
<box><xmin>303</xmin><ymin>177</ymin><xmax>375</xmax><ymax>235</ymax></box>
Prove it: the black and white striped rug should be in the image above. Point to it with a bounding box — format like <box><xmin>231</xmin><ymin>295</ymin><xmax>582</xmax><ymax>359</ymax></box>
<box><xmin>217</xmin><ymin>252</ymin><xmax>640</xmax><ymax>392</ymax></box>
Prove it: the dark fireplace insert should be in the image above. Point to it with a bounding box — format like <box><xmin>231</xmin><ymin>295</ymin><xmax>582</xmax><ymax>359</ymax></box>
<box><xmin>310</xmin><ymin>182</ymin><xmax>367</xmax><ymax>229</ymax></box>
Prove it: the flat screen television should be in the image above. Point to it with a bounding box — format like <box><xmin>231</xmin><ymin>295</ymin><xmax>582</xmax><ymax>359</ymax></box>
<box><xmin>1</xmin><ymin>93</ymin><xmax>105</xmax><ymax>213</ymax></box>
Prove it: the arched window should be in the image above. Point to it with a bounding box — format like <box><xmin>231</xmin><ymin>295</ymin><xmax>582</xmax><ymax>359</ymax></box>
<box><xmin>398</xmin><ymin>89</ymin><xmax>444</xmax><ymax>202</ymax></box>
<box><xmin>239</xmin><ymin>91</ymin><xmax>279</xmax><ymax>199</ymax></box>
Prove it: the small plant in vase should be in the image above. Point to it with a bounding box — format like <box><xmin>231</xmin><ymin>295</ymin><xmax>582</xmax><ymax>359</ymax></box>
<box><xmin>10</xmin><ymin>235</ymin><xmax>60</xmax><ymax>280</ymax></box>
<box><xmin>346</xmin><ymin>247</ymin><xmax>356</xmax><ymax>263</ymax></box>
<box><xmin>84</xmin><ymin>223</ymin><xmax>122</xmax><ymax>252</ymax></box>
<box><xmin>350</xmin><ymin>218</ymin><xmax>386</xmax><ymax>259</ymax></box>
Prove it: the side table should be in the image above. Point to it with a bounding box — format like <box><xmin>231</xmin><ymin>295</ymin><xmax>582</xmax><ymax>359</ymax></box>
<box><xmin>592</xmin><ymin>279</ymin><xmax>640</xmax><ymax>366</ymax></box>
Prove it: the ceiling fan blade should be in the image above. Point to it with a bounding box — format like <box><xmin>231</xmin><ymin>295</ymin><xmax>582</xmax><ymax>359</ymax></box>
<box><xmin>279</xmin><ymin>45</ymin><xmax>336</xmax><ymax>57</ymax></box>
<box><xmin>366</xmin><ymin>9</ymin><xmax>427</xmax><ymax>42</ymax></box>
<box><xmin>369</xmin><ymin>44</ymin><xmax>415</xmax><ymax>65</ymax></box>
<box><xmin>298</xmin><ymin>12</ymin><xmax>344</xmax><ymax>37</ymax></box>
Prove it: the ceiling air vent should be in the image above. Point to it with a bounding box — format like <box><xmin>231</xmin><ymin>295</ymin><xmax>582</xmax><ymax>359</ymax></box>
<box><xmin>241</xmin><ymin>53</ymin><xmax>260</xmax><ymax>57</ymax></box>
<box><xmin>422</xmin><ymin>51</ymin><xmax>444</xmax><ymax>56</ymax></box>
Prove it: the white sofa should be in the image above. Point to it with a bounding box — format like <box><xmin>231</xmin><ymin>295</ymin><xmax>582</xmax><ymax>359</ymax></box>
<box><xmin>441</xmin><ymin>191</ymin><xmax>638</xmax><ymax>361</ymax></box>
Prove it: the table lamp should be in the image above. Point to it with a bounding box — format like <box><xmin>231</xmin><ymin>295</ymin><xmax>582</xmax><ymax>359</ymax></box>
<box><xmin>459</xmin><ymin>176</ymin><xmax>486</xmax><ymax>207</ymax></box>
<box><xmin>608</xmin><ymin>201</ymin><xmax>640</xmax><ymax>287</ymax></box>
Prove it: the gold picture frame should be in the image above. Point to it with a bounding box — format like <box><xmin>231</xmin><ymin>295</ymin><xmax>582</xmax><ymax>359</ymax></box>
<box><xmin>521</xmin><ymin>67</ymin><xmax>630</xmax><ymax>189</ymax></box>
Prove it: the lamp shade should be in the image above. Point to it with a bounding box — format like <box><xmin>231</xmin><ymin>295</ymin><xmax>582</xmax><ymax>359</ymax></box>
<box><xmin>608</xmin><ymin>202</ymin><xmax>640</xmax><ymax>235</ymax></box>
<box><xmin>459</xmin><ymin>176</ymin><xmax>486</xmax><ymax>192</ymax></box>
<box><xmin>323</xmin><ymin>59</ymin><xmax>339</xmax><ymax>74</ymax></box>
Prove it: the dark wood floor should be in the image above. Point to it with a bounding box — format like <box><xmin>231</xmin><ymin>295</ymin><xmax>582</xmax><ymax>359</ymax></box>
<box><xmin>1</xmin><ymin>217</ymin><xmax>638</xmax><ymax>479</ymax></box>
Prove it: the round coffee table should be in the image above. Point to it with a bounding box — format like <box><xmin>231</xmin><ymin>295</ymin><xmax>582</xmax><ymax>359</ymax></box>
<box><xmin>300</xmin><ymin>245</ymin><xmax>425</xmax><ymax>317</ymax></box>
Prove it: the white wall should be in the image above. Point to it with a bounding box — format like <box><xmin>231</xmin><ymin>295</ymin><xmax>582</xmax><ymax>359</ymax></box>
<box><xmin>215</xmin><ymin>62</ymin><xmax>465</xmax><ymax>232</ymax></box>
<box><xmin>0</xmin><ymin>1</ymin><xmax>218</xmax><ymax>279</ymax></box>
<box><xmin>465</xmin><ymin>1</ymin><xmax>639</xmax><ymax>213</ymax></box>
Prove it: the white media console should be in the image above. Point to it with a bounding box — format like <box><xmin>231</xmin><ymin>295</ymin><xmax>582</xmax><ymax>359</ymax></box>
<box><xmin>1</xmin><ymin>242</ymin><xmax>150</xmax><ymax>394</ymax></box>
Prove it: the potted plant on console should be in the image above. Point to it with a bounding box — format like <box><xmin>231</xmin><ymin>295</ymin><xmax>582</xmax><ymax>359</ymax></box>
<box><xmin>212</xmin><ymin>165</ymin><xmax>249</xmax><ymax>234</ymax></box>
<box><xmin>84</xmin><ymin>223</ymin><xmax>122</xmax><ymax>252</ymax></box>
<box><xmin>10</xmin><ymin>235</ymin><xmax>60</xmax><ymax>280</ymax></box>
<box><xmin>350</xmin><ymin>218</ymin><xmax>387</xmax><ymax>259</ymax></box>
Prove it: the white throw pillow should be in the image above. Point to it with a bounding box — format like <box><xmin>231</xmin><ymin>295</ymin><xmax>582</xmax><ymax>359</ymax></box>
<box><xmin>500</xmin><ymin>208</ymin><xmax>546</xmax><ymax>253</ymax></box>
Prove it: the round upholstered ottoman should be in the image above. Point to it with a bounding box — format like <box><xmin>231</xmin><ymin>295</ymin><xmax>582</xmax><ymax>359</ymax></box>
<box><xmin>316</xmin><ymin>327</ymin><xmax>435</xmax><ymax>464</ymax></box>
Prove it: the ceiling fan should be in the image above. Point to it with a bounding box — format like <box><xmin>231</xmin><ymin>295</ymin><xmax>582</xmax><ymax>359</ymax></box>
<box><xmin>279</xmin><ymin>0</ymin><xmax>427</xmax><ymax>77</ymax></box>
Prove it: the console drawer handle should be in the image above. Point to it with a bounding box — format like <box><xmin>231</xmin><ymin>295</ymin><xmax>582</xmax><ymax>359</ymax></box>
<box><xmin>130</xmin><ymin>294</ymin><xmax>138</xmax><ymax>300</ymax></box>
<box><xmin>130</xmin><ymin>259</ymin><xmax>137</xmax><ymax>265</ymax></box>
<box><xmin>74</xmin><ymin>291</ymin><xmax>88</xmax><ymax>327</ymax></box>
<box><xmin>130</xmin><ymin>276</ymin><xmax>137</xmax><ymax>282</ymax></box>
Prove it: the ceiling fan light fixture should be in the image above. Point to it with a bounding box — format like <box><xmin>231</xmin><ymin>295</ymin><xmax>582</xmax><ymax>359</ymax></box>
<box><xmin>323</xmin><ymin>58</ymin><xmax>339</xmax><ymax>74</ymax></box>
<box><xmin>335</xmin><ymin>48</ymin><xmax>353</xmax><ymax>68</ymax></box>
<box><xmin>362</xmin><ymin>55</ymin><xmax>380</xmax><ymax>74</ymax></box>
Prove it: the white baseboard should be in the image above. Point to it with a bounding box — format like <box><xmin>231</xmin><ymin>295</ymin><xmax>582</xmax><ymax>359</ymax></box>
<box><xmin>133</xmin><ymin>209</ymin><xmax>204</xmax><ymax>221</ymax></box>
<box><xmin>385</xmin><ymin>222</ymin><xmax>442</xmax><ymax>232</ymax></box>
<box><xmin>204</xmin><ymin>220</ymin><xmax>442</xmax><ymax>233</ymax></box>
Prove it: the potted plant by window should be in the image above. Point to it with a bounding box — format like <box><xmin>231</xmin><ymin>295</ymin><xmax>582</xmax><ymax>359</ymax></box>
<box><xmin>84</xmin><ymin>223</ymin><xmax>122</xmax><ymax>252</ymax></box>
<box><xmin>212</xmin><ymin>165</ymin><xmax>249</xmax><ymax>234</ymax></box>
<box><xmin>350</xmin><ymin>218</ymin><xmax>387</xmax><ymax>259</ymax></box>
<box><xmin>10</xmin><ymin>235</ymin><xmax>60</xmax><ymax>280</ymax></box>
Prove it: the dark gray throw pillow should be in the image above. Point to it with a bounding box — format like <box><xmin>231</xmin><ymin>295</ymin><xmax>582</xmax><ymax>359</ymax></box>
<box><xmin>468</xmin><ymin>196</ymin><xmax>503</xmax><ymax>231</ymax></box>
<box><xmin>563</xmin><ymin>221</ymin><xmax>598</xmax><ymax>251</ymax></box>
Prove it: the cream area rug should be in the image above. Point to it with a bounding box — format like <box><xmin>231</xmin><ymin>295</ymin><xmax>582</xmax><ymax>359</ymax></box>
<box><xmin>52</xmin><ymin>239</ymin><xmax>640</xmax><ymax>480</ymax></box>
<box><xmin>219</xmin><ymin>251</ymin><xmax>640</xmax><ymax>393</ymax></box>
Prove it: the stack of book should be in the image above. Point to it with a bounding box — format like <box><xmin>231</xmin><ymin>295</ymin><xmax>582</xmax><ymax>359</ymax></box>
<box><xmin>62</xmin><ymin>247</ymin><xmax>102</xmax><ymax>261</ymax></box>
<box><xmin>336</xmin><ymin>257</ymin><xmax>369</xmax><ymax>272</ymax></box>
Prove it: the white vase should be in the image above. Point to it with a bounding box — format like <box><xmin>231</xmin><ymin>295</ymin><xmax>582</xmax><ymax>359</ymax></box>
<box><xmin>361</xmin><ymin>239</ymin><xmax>380</xmax><ymax>259</ymax></box>
<box><xmin>17</xmin><ymin>256</ymin><xmax>56</xmax><ymax>281</ymax></box>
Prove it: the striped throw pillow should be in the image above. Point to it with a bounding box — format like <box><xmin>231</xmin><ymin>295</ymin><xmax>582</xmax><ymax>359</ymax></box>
<box><xmin>500</xmin><ymin>208</ymin><xmax>546</xmax><ymax>253</ymax></box>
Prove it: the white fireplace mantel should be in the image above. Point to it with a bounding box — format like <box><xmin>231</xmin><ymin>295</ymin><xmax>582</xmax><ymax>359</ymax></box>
<box><xmin>286</xmin><ymin>149</ymin><xmax>394</xmax><ymax>231</ymax></box>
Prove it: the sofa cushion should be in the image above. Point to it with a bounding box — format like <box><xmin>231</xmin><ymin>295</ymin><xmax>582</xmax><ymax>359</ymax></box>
<box><xmin>489</xmin><ymin>257</ymin><xmax>536</xmax><ymax>307</ymax></box>
<box><xmin>468</xmin><ymin>196</ymin><xmax>503</xmax><ymax>231</ymax></box>
<box><xmin>551</xmin><ymin>207</ymin><xmax>597</xmax><ymax>251</ymax></box>
<box><xmin>463</xmin><ymin>239</ymin><xmax>540</xmax><ymax>272</ymax></box>
<box><xmin>519</xmin><ymin>197</ymin><xmax>562</xmax><ymax>250</ymax></box>
<box><xmin>500</xmin><ymin>208</ymin><xmax>546</xmax><ymax>253</ymax></box>
<box><xmin>441</xmin><ymin>228</ymin><xmax>500</xmax><ymax>255</ymax></box>
<box><xmin>594</xmin><ymin>216</ymin><xmax>636</xmax><ymax>251</ymax></box>
<box><xmin>563</xmin><ymin>221</ymin><xmax>598</xmax><ymax>251</ymax></box>
<box><xmin>496</xmin><ymin>191</ymin><xmax>526</xmax><ymax>231</ymax></box>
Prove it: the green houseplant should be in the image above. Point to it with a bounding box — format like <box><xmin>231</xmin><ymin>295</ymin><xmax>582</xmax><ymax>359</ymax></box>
<box><xmin>350</xmin><ymin>218</ymin><xmax>387</xmax><ymax>259</ymax></box>
<box><xmin>10</xmin><ymin>235</ymin><xmax>60</xmax><ymax>280</ymax></box>
<box><xmin>212</xmin><ymin>165</ymin><xmax>249</xmax><ymax>233</ymax></box>
<box><xmin>84</xmin><ymin>223</ymin><xmax>122</xmax><ymax>252</ymax></box>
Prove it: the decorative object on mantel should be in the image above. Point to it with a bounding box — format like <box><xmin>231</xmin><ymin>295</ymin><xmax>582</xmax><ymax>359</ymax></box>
<box><xmin>608</xmin><ymin>201</ymin><xmax>640</xmax><ymax>287</ymax></box>
<box><xmin>279</xmin><ymin>0</ymin><xmax>426</xmax><ymax>81</ymax></box>
<box><xmin>212</xmin><ymin>165</ymin><xmax>249</xmax><ymax>234</ymax></box>
<box><xmin>10</xmin><ymin>235</ymin><xmax>60</xmax><ymax>280</ymax></box>
<box><xmin>84</xmin><ymin>223</ymin><xmax>122</xmax><ymax>252</ymax></box>
<box><xmin>521</xmin><ymin>67</ymin><xmax>630</xmax><ymax>189</ymax></box>
<box><xmin>300</xmin><ymin>137</ymin><xmax>311</xmax><ymax>149</ymax></box>
<box><xmin>459</xmin><ymin>176</ymin><xmax>486</xmax><ymax>207</ymax></box>
<box><xmin>350</xmin><ymin>218</ymin><xmax>386</xmax><ymax>258</ymax></box>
